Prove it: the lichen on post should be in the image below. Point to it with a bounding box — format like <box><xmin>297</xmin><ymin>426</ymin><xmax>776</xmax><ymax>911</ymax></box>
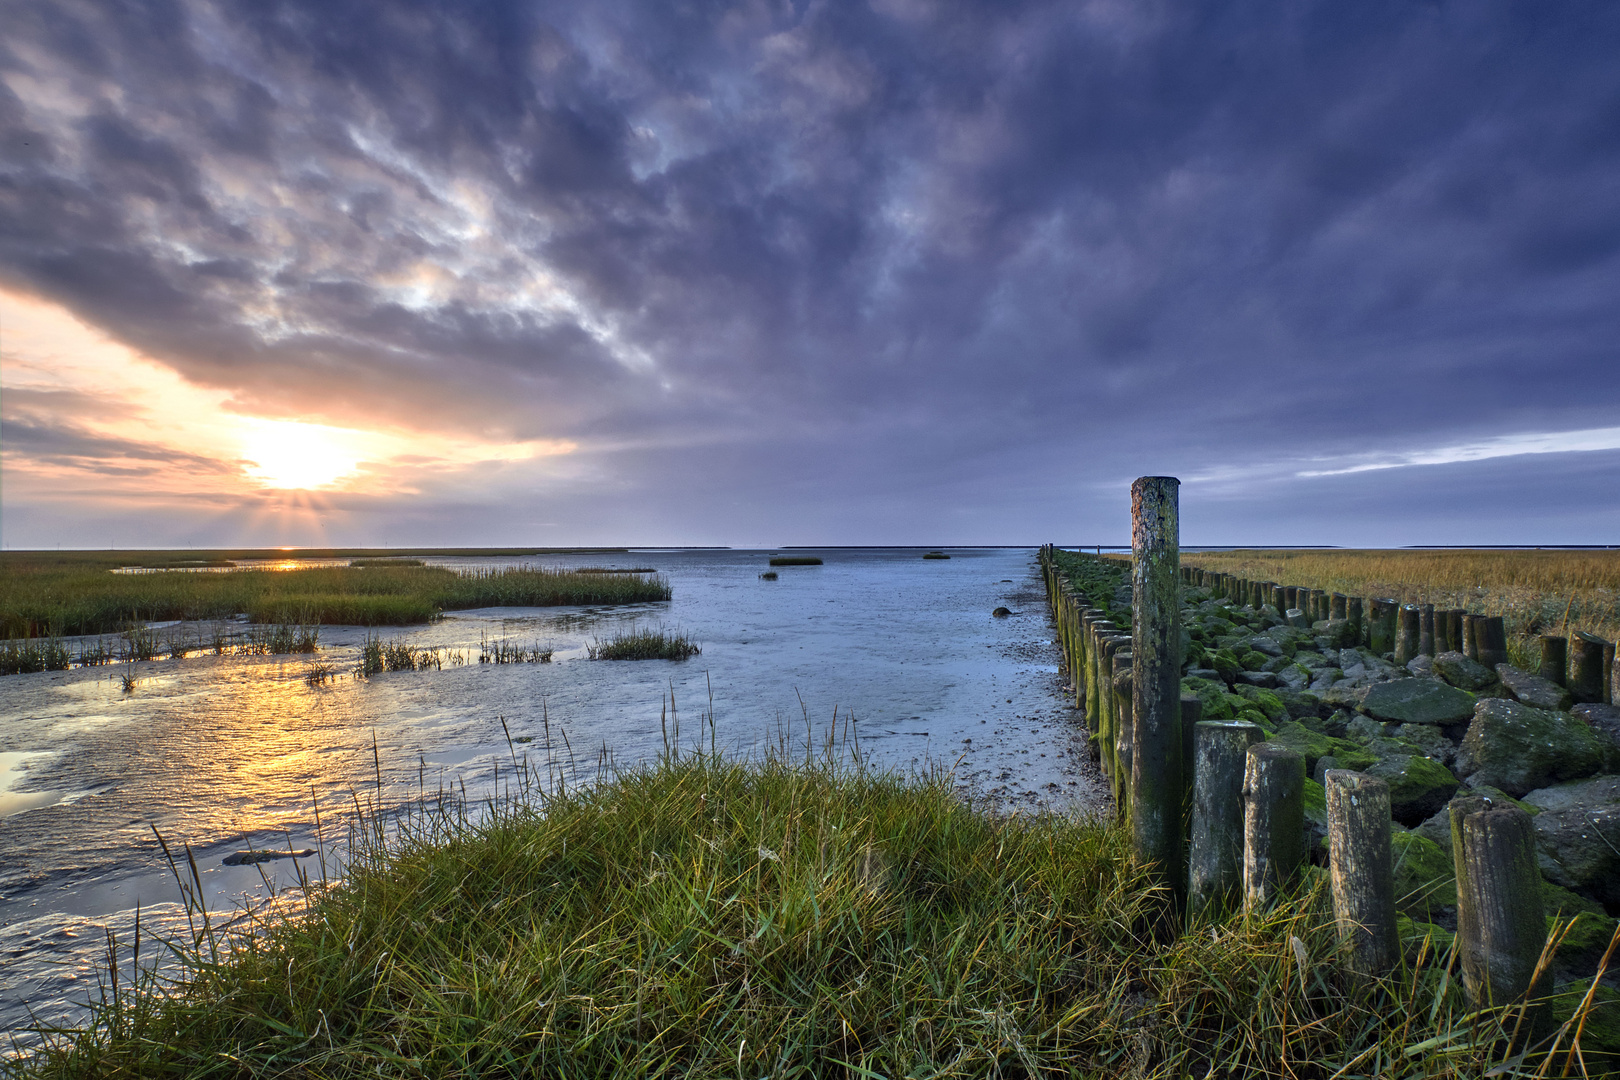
<box><xmin>1130</xmin><ymin>476</ymin><xmax>1183</xmax><ymax>907</ymax></box>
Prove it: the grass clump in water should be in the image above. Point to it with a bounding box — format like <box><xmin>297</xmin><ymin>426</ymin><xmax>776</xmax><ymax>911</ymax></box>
<box><xmin>10</xmin><ymin>735</ymin><xmax>1609</xmax><ymax>1078</ymax></box>
<box><xmin>923</xmin><ymin>551</ymin><xmax>950</xmax><ymax>559</ymax></box>
<box><xmin>349</xmin><ymin>557</ymin><xmax>425</xmax><ymax>567</ymax></box>
<box><xmin>769</xmin><ymin>556</ymin><xmax>823</xmax><ymax>566</ymax></box>
<box><xmin>588</xmin><ymin>626</ymin><xmax>700</xmax><ymax>660</ymax></box>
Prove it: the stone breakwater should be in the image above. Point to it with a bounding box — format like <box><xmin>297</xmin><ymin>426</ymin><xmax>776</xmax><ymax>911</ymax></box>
<box><xmin>1046</xmin><ymin>547</ymin><xmax>1620</xmax><ymax>987</ymax></box>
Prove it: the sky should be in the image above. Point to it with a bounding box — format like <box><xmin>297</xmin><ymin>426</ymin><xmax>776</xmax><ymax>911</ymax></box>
<box><xmin>2</xmin><ymin>1</ymin><xmax>1618</xmax><ymax>550</ymax></box>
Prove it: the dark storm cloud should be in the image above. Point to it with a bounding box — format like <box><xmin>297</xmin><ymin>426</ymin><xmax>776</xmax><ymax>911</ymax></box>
<box><xmin>3</xmin><ymin>0</ymin><xmax>1619</xmax><ymax>541</ymax></box>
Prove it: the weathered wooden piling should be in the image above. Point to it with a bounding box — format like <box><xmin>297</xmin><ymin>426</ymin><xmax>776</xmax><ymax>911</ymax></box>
<box><xmin>1130</xmin><ymin>476</ymin><xmax>1183</xmax><ymax>901</ymax></box>
<box><xmin>1446</xmin><ymin>609</ymin><xmax>1465</xmax><ymax>655</ymax></box>
<box><xmin>1456</xmin><ymin>805</ymin><xmax>1548</xmax><ymax>1020</ymax></box>
<box><xmin>1348</xmin><ymin>596</ymin><xmax>1364</xmax><ymax>642</ymax></box>
<box><xmin>1419</xmin><ymin>604</ymin><xmax>1435</xmax><ymax>657</ymax></box>
<box><xmin>1189</xmin><ymin>720</ymin><xmax>1263</xmax><ymax>918</ymax></box>
<box><xmin>1326</xmin><ymin>770</ymin><xmax>1398</xmax><ymax>976</ymax></box>
<box><xmin>1112</xmin><ymin>658</ymin><xmax>1133</xmax><ymax>819</ymax></box>
<box><xmin>1605</xmin><ymin>641</ymin><xmax>1616</xmax><ymax>705</ymax></box>
<box><xmin>1570</xmin><ymin>631</ymin><xmax>1608</xmax><ymax>703</ymax></box>
<box><xmin>1180</xmin><ymin>695</ymin><xmax>1201</xmax><ymax>822</ymax></box>
<box><xmin>1462</xmin><ymin>614</ymin><xmax>1480</xmax><ymax>661</ymax></box>
<box><xmin>1448</xmin><ymin>794</ymin><xmax>1492</xmax><ymax>983</ymax></box>
<box><xmin>1477</xmin><ymin>616</ymin><xmax>1508</xmax><ymax>669</ymax></box>
<box><xmin>1368</xmin><ymin>599</ymin><xmax>1397</xmax><ymax>656</ymax></box>
<box><xmin>1331</xmin><ymin>592</ymin><xmax>1347</xmax><ymax>620</ymax></box>
<box><xmin>1284</xmin><ymin>585</ymin><xmax>1299</xmax><ymax>612</ymax></box>
<box><xmin>1243</xmin><ymin>743</ymin><xmax>1306</xmax><ymax>912</ymax></box>
<box><xmin>1536</xmin><ymin>634</ymin><xmax>1566</xmax><ymax>686</ymax></box>
<box><xmin>1396</xmin><ymin>604</ymin><xmax>1420</xmax><ymax>666</ymax></box>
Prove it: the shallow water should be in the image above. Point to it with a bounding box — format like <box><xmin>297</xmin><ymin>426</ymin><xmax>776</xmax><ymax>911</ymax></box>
<box><xmin>0</xmin><ymin>547</ymin><xmax>1102</xmax><ymax>1038</ymax></box>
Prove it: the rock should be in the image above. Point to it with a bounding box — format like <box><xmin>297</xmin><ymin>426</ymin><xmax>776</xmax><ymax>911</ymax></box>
<box><xmin>1316</xmin><ymin>683</ymin><xmax>1370</xmax><ymax>711</ymax></box>
<box><xmin>1406</xmin><ymin>654</ymin><xmax>1436</xmax><ymax>678</ymax></box>
<box><xmin>1546</xmin><ymin>986</ymin><xmax>1620</xmax><ymax>1073</ymax></box>
<box><xmin>1248</xmin><ymin>636</ymin><xmax>1284</xmax><ymax>658</ymax></box>
<box><xmin>1366</xmin><ymin>751</ymin><xmax>1460</xmax><ymax>826</ymax></box>
<box><xmin>1522</xmin><ymin>773</ymin><xmax>1620</xmax><ymax>815</ymax></box>
<box><xmin>1540</xmin><ymin>881</ymin><xmax>1618</xmax><ymax>981</ymax></box>
<box><xmin>1266</xmin><ymin>720</ymin><xmax>1376</xmax><ymax>777</ymax></box>
<box><xmin>1315</xmin><ymin>618</ymin><xmax>1358</xmax><ymax>649</ymax></box>
<box><xmin>1210</xmin><ymin>649</ymin><xmax>1243</xmax><ymax>684</ymax></box>
<box><xmin>1276</xmin><ymin>665</ymin><xmax>1310</xmax><ymax>692</ymax></box>
<box><xmin>1412</xmin><ymin>806</ymin><xmax>1453</xmax><ymax>851</ymax></box>
<box><xmin>1346</xmin><ymin>715</ymin><xmax>1392</xmax><ymax>741</ymax></box>
<box><xmin>222</xmin><ymin>848</ymin><xmax>315</xmax><ymax>866</ymax></box>
<box><xmin>1573</xmin><ymin>702</ymin><xmax>1620</xmax><ymax>745</ymax></box>
<box><xmin>1286</xmin><ymin>607</ymin><xmax>1310</xmax><ymax>628</ymax></box>
<box><xmin>1495</xmin><ymin>664</ymin><xmax>1573</xmax><ymax>712</ymax></box>
<box><xmin>1391</xmin><ymin>830</ymin><xmax>1456</xmax><ymax>922</ymax></box>
<box><xmin>1391</xmin><ymin>723</ymin><xmax>1458</xmax><ymax>768</ymax></box>
<box><xmin>1525</xmin><ymin>776</ymin><xmax>1620</xmax><ymax>906</ymax></box>
<box><xmin>1185</xmin><ymin>667</ymin><xmax>1223</xmax><ymax>682</ymax></box>
<box><xmin>1433</xmin><ymin>651</ymin><xmax>1498</xmax><ymax>691</ymax></box>
<box><xmin>1236</xmin><ymin>670</ymin><xmax>1280</xmax><ymax>690</ymax></box>
<box><xmin>1232</xmin><ymin>683</ymin><xmax>1288</xmax><ymax>722</ymax></box>
<box><xmin>1361</xmin><ymin>678</ymin><xmax>1477</xmax><ymax>725</ymax></box>
<box><xmin>1456</xmin><ymin>698</ymin><xmax>1619</xmax><ymax>796</ymax></box>
<box><xmin>992</xmin><ymin>607</ymin><xmax>1012</xmax><ymax>617</ymax></box>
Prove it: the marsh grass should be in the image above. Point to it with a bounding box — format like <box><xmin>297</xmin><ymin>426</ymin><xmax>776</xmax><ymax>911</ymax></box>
<box><xmin>587</xmin><ymin>626</ymin><xmax>700</xmax><ymax>661</ymax></box>
<box><xmin>769</xmin><ymin>556</ymin><xmax>824</xmax><ymax>566</ymax></box>
<box><xmin>923</xmin><ymin>551</ymin><xmax>951</xmax><ymax>560</ymax></box>
<box><xmin>1181</xmin><ymin>550</ymin><xmax>1620</xmax><ymax>668</ymax></box>
<box><xmin>760</xmin><ymin>571</ymin><xmax>779</xmax><ymax>580</ymax></box>
<box><xmin>478</xmin><ymin>633</ymin><xmax>553</xmax><ymax>664</ymax></box>
<box><xmin>576</xmin><ymin>567</ymin><xmax>658</xmax><ymax>574</ymax></box>
<box><xmin>0</xmin><ymin>637</ymin><xmax>72</xmax><ymax>675</ymax></box>
<box><xmin>6</xmin><ymin>722</ymin><xmax>1612</xmax><ymax>1079</ymax></box>
<box><xmin>349</xmin><ymin>558</ymin><xmax>426</xmax><ymax>568</ymax></box>
<box><xmin>1</xmin><ymin>561</ymin><xmax>673</xmax><ymax>640</ymax></box>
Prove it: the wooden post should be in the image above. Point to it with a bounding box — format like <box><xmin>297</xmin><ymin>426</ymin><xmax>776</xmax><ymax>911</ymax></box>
<box><xmin>1348</xmin><ymin>596</ymin><xmax>1364</xmax><ymax>643</ymax></box>
<box><xmin>1396</xmin><ymin>604</ymin><xmax>1420</xmax><ymax>666</ymax></box>
<box><xmin>1604</xmin><ymin>641</ymin><xmax>1616</xmax><ymax>705</ymax></box>
<box><xmin>1461</xmin><ymin>614</ymin><xmax>1478</xmax><ymax>660</ymax></box>
<box><xmin>1243</xmin><ymin>743</ymin><xmax>1306</xmax><ymax>912</ymax></box>
<box><xmin>1570</xmin><ymin>631</ymin><xmax>1608</xmax><ymax>704</ymax></box>
<box><xmin>1449</xmin><ymin>794</ymin><xmax>1493</xmax><ymax>990</ymax></box>
<box><xmin>1419</xmin><ymin>604</ymin><xmax>1435</xmax><ymax>657</ymax></box>
<box><xmin>1326</xmin><ymin>770</ymin><xmax>1398</xmax><ymax>976</ymax></box>
<box><xmin>1477</xmin><ymin>616</ymin><xmax>1508</xmax><ymax>669</ymax></box>
<box><xmin>1189</xmin><ymin>720</ymin><xmax>1263</xmax><ymax>918</ymax></box>
<box><xmin>1112</xmin><ymin>657</ymin><xmax>1133</xmax><ymax>819</ymax></box>
<box><xmin>1181</xmin><ymin>695</ymin><xmax>1201</xmax><ymax>829</ymax></box>
<box><xmin>1446</xmin><ymin>610</ymin><xmax>1465</xmax><ymax>655</ymax></box>
<box><xmin>1331</xmin><ymin>592</ymin><xmax>1347</xmax><ymax>620</ymax></box>
<box><xmin>1369</xmin><ymin>600</ymin><xmax>1397</xmax><ymax>656</ymax></box>
<box><xmin>1457</xmin><ymin>806</ymin><xmax>1548</xmax><ymax>1025</ymax></box>
<box><xmin>1131</xmin><ymin>476</ymin><xmax>1183</xmax><ymax>904</ymax></box>
<box><xmin>1611</xmin><ymin>648</ymin><xmax>1619</xmax><ymax>708</ymax></box>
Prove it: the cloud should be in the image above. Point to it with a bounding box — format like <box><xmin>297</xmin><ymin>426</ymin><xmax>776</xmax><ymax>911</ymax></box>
<box><xmin>2</xmin><ymin>0</ymin><xmax>1619</xmax><ymax>545</ymax></box>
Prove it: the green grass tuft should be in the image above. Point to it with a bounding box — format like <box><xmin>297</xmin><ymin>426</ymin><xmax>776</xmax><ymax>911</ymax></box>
<box><xmin>587</xmin><ymin>627</ymin><xmax>700</xmax><ymax>661</ymax></box>
<box><xmin>8</xmin><ymin>740</ymin><xmax>1605</xmax><ymax>1078</ymax></box>
<box><xmin>769</xmin><ymin>556</ymin><xmax>823</xmax><ymax>566</ymax></box>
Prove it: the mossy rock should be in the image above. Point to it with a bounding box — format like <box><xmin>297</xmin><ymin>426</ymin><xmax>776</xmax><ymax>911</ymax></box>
<box><xmin>1233</xmin><ymin>684</ymin><xmax>1289</xmax><ymax>724</ymax></box>
<box><xmin>1182</xmin><ymin>677</ymin><xmax>1235</xmax><ymax>721</ymax></box>
<box><xmin>1234</xmin><ymin>708</ymin><xmax>1270</xmax><ymax>728</ymax></box>
<box><xmin>1397</xmin><ymin>915</ymin><xmax>1456</xmax><ymax>958</ymax></box>
<box><xmin>1543</xmin><ymin>881</ymin><xmax>1618</xmax><ymax>980</ymax></box>
<box><xmin>1267</xmin><ymin>720</ymin><xmax>1378</xmax><ymax>777</ymax></box>
<box><xmin>1545</xmin><ymin>985</ymin><xmax>1620</xmax><ymax>1072</ymax></box>
<box><xmin>1366</xmin><ymin>751</ymin><xmax>1460</xmax><ymax>826</ymax></box>
<box><xmin>1211</xmin><ymin>649</ymin><xmax>1243</xmax><ymax>683</ymax></box>
<box><xmin>1391</xmin><ymin>830</ymin><xmax>1456</xmax><ymax>922</ymax></box>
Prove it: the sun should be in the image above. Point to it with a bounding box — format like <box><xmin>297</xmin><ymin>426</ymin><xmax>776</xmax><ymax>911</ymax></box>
<box><xmin>239</xmin><ymin>419</ymin><xmax>366</xmax><ymax>489</ymax></box>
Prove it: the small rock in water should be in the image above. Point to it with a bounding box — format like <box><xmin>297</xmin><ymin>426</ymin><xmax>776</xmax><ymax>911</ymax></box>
<box><xmin>992</xmin><ymin>607</ymin><xmax>1012</xmax><ymax>618</ymax></box>
<box><xmin>222</xmin><ymin>848</ymin><xmax>315</xmax><ymax>866</ymax></box>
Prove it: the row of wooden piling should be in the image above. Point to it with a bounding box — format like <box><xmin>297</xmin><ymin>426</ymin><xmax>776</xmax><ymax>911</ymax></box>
<box><xmin>1040</xmin><ymin>481</ymin><xmax>1559</xmax><ymax>1015</ymax></box>
<box><xmin>1183</xmin><ymin>566</ymin><xmax>1618</xmax><ymax>704</ymax></box>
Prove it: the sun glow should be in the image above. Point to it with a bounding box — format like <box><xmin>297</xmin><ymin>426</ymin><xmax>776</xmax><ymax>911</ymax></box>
<box><xmin>239</xmin><ymin>420</ymin><xmax>369</xmax><ymax>489</ymax></box>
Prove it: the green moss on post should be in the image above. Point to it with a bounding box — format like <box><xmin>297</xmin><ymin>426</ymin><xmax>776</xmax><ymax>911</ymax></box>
<box><xmin>1189</xmin><ymin>720</ymin><xmax>1264</xmax><ymax>918</ymax></box>
<box><xmin>1130</xmin><ymin>476</ymin><xmax>1183</xmax><ymax>908</ymax></box>
<box><xmin>1243</xmin><ymin>743</ymin><xmax>1306</xmax><ymax>913</ymax></box>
